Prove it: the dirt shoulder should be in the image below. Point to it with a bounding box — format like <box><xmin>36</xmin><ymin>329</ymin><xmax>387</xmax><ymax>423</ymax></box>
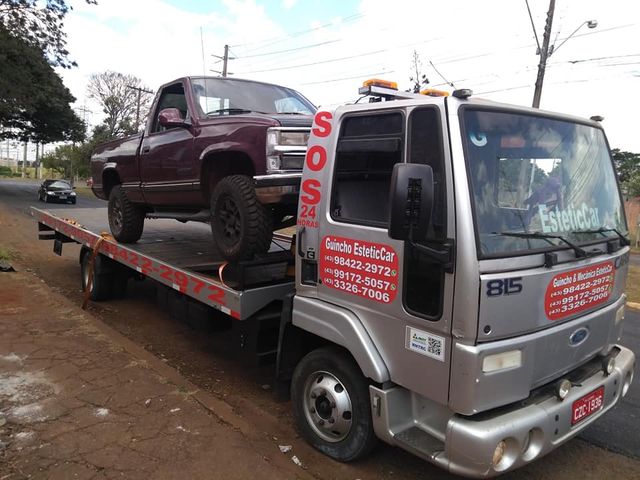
<box><xmin>0</xmin><ymin>263</ymin><xmax>314</xmax><ymax>480</ymax></box>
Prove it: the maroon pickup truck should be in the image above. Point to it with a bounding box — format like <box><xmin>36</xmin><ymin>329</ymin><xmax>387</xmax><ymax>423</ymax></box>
<box><xmin>90</xmin><ymin>76</ymin><xmax>315</xmax><ymax>260</ymax></box>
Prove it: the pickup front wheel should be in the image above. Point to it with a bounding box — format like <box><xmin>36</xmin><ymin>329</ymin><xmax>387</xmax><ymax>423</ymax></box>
<box><xmin>108</xmin><ymin>185</ymin><xmax>145</xmax><ymax>243</ymax></box>
<box><xmin>211</xmin><ymin>175</ymin><xmax>273</xmax><ymax>261</ymax></box>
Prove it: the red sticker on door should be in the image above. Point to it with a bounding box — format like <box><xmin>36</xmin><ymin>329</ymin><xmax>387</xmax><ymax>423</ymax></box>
<box><xmin>320</xmin><ymin>236</ymin><xmax>399</xmax><ymax>304</ymax></box>
<box><xmin>545</xmin><ymin>261</ymin><xmax>615</xmax><ymax>321</ymax></box>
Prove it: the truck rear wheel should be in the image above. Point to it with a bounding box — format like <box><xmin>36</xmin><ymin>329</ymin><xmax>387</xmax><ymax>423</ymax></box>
<box><xmin>81</xmin><ymin>252</ymin><xmax>112</xmax><ymax>301</ymax></box>
<box><xmin>291</xmin><ymin>346</ymin><xmax>378</xmax><ymax>462</ymax></box>
<box><xmin>210</xmin><ymin>175</ymin><xmax>272</xmax><ymax>261</ymax></box>
<box><xmin>108</xmin><ymin>185</ymin><xmax>145</xmax><ymax>243</ymax></box>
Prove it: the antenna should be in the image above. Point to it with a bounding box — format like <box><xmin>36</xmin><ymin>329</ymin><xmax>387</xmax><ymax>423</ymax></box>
<box><xmin>429</xmin><ymin>60</ymin><xmax>456</xmax><ymax>88</ymax></box>
<box><xmin>200</xmin><ymin>27</ymin><xmax>209</xmax><ymax>112</ymax></box>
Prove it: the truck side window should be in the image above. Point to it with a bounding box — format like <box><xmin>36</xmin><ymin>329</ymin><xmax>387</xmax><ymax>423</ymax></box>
<box><xmin>330</xmin><ymin>112</ymin><xmax>403</xmax><ymax>227</ymax></box>
<box><xmin>152</xmin><ymin>83</ymin><xmax>188</xmax><ymax>133</ymax></box>
<box><xmin>405</xmin><ymin>107</ymin><xmax>446</xmax><ymax>319</ymax></box>
<box><xmin>409</xmin><ymin>107</ymin><xmax>446</xmax><ymax>240</ymax></box>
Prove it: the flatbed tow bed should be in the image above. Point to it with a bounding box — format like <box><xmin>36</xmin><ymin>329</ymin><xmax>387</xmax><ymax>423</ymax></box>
<box><xmin>31</xmin><ymin>206</ymin><xmax>296</xmax><ymax>322</ymax></box>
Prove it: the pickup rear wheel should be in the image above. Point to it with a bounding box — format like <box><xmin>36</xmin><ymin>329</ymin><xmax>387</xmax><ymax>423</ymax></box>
<box><xmin>291</xmin><ymin>346</ymin><xmax>378</xmax><ymax>462</ymax></box>
<box><xmin>210</xmin><ymin>175</ymin><xmax>272</xmax><ymax>261</ymax></box>
<box><xmin>108</xmin><ymin>185</ymin><xmax>145</xmax><ymax>243</ymax></box>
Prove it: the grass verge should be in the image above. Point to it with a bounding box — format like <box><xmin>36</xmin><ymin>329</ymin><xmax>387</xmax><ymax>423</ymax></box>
<box><xmin>626</xmin><ymin>263</ymin><xmax>640</xmax><ymax>305</ymax></box>
<box><xmin>0</xmin><ymin>245</ymin><xmax>13</xmax><ymax>262</ymax></box>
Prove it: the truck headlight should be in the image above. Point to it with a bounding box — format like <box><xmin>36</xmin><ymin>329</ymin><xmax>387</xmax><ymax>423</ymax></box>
<box><xmin>266</xmin><ymin>127</ymin><xmax>310</xmax><ymax>172</ymax></box>
<box><xmin>482</xmin><ymin>350</ymin><xmax>522</xmax><ymax>373</ymax></box>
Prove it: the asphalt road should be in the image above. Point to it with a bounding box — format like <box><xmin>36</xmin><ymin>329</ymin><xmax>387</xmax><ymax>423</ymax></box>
<box><xmin>1</xmin><ymin>177</ymin><xmax>639</xmax><ymax>462</ymax></box>
<box><xmin>4</xmin><ymin>178</ymin><xmax>105</xmax><ymax>211</ymax></box>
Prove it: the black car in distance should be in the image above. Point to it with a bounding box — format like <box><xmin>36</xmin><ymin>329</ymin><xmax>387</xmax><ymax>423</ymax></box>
<box><xmin>38</xmin><ymin>179</ymin><xmax>77</xmax><ymax>204</ymax></box>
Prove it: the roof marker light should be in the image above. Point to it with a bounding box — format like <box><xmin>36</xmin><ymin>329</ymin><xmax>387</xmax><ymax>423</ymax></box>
<box><xmin>362</xmin><ymin>79</ymin><xmax>398</xmax><ymax>90</ymax></box>
<box><xmin>420</xmin><ymin>88</ymin><xmax>450</xmax><ymax>97</ymax></box>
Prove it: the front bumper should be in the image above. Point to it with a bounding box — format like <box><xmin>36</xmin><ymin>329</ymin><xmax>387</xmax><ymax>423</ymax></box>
<box><xmin>371</xmin><ymin>345</ymin><xmax>635</xmax><ymax>478</ymax></box>
<box><xmin>254</xmin><ymin>173</ymin><xmax>301</xmax><ymax>204</ymax></box>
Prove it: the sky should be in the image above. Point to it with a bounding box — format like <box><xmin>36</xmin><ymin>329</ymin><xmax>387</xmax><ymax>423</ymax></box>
<box><xmin>57</xmin><ymin>0</ymin><xmax>640</xmax><ymax>152</ymax></box>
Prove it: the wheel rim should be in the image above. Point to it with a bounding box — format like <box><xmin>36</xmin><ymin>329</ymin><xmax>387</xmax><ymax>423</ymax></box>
<box><xmin>216</xmin><ymin>194</ymin><xmax>242</xmax><ymax>246</ymax></box>
<box><xmin>303</xmin><ymin>370</ymin><xmax>353</xmax><ymax>443</ymax></box>
<box><xmin>111</xmin><ymin>198</ymin><xmax>123</xmax><ymax>231</ymax></box>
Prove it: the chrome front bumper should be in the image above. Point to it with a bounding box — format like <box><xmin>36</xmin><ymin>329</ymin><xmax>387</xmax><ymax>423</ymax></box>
<box><xmin>371</xmin><ymin>345</ymin><xmax>635</xmax><ymax>478</ymax></box>
<box><xmin>254</xmin><ymin>173</ymin><xmax>301</xmax><ymax>203</ymax></box>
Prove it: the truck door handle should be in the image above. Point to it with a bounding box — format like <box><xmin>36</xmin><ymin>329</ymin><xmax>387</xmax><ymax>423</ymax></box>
<box><xmin>141</xmin><ymin>145</ymin><xmax>150</xmax><ymax>154</ymax></box>
<box><xmin>297</xmin><ymin>227</ymin><xmax>305</xmax><ymax>257</ymax></box>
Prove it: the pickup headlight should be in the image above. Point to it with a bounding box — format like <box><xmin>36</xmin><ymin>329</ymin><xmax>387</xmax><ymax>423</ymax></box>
<box><xmin>266</xmin><ymin>127</ymin><xmax>310</xmax><ymax>172</ymax></box>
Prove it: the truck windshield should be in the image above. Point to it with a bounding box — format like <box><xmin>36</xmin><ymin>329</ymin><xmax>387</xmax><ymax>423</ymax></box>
<box><xmin>191</xmin><ymin>78</ymin><xmax>315</xmax><ymax>117</ymax></box>
<box><xmin>462</xmin><ymin>108</ymin><xmax>627</xmax><ymax>258</ymax></box>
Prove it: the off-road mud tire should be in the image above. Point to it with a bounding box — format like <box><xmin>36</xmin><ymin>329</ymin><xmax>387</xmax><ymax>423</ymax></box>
<box><xmin>210</xmin><ymin>175</ymin><xmax>273</xmax><ymax>261</ymax></box>
<box><xmin>108</xmin><ymin>185</ymin><xmax>145</xmax><ymax>243</ymax></box>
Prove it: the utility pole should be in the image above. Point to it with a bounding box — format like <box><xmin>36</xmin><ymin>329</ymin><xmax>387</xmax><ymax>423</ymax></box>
<box><xmin>211</xmin><ymin>45</ymin><xmax>235</xmax><ymax>77</ymax></box>
<box><xmin>21</xmin><ymin>142</ymin><xmax>27</xmax><ymax>178</ymax></box>
<box><xmin>532</xmin><ymin>0</ymin><xmax>555</xmax><ymax>108</ymax></box>
<box><xmin>75</xmin><ymin>104</ymin><xmax>92</xmax><ymax>137</ymax></box>
<box><xmin>126</xmin><ymin>85</ymin><xmax>153</xmax><ymax>132</ymax></box>
<box><xmin>35</xmin><ymin>143</ymin><xmax>40</xmax><ymax>180</ymax></box>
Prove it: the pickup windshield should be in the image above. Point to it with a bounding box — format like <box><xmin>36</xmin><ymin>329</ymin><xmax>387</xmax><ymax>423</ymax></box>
<box><xmin>462</xmin><ymin>108</ymin><xmax>627</xmax><ymax>258</ymax></box>
<box><xmin>191</xmin><ymin>78</ymin><xmax>315</xmax><ymax>117</ymax></box>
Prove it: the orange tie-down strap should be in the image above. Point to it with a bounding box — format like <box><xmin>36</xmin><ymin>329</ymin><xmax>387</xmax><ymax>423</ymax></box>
<box><xmin>81</xmin><ymin>232</ymin><xmax>113</xmax><ymax>310</ymax></box>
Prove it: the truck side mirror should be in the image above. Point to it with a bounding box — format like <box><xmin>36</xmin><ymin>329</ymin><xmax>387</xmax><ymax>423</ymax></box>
<box><xmin>388</xmin><ymin>163</ymin><xmax>434</xmax><ymax>242</ymax></box>
<box><xmin>158</xmin><ymin>108</ymin><xmax>188</xmax><ymax>128</ymax></box>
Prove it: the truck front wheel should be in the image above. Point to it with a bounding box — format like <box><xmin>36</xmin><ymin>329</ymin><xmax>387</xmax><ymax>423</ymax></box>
<box><xmin>210</xmin><ymin>175</ymin><xmax>272</xmax><ymax>261</ymax></box>
<box><xmin>291</xmin><ymin>346</ymin><xmax>378</xmax><ymax>462</ymax></box>
<box><xmin>108</xmin><ymin>185</ymin><xmax>145</xmax><ymax>243</ymax></box>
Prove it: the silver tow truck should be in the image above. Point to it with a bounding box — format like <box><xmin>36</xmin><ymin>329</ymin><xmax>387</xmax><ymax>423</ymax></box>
<box><xmin>35</xmin><ymin>79</ymin><xmax>635</xmax><ymax>478</ymax></box>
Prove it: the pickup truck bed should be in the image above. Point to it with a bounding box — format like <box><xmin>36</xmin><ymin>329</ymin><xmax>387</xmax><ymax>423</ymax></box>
<box><xmin>31</xmin><ymin>207</ymin><xmax>295</xmax><ymax>321</ymax></box>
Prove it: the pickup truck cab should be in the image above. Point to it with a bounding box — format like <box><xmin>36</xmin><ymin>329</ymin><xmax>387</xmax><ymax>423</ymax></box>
<box><xmin>91</xmin><ymin>76</ymin><xmax>316</xmax><ymax>260</ymax></box>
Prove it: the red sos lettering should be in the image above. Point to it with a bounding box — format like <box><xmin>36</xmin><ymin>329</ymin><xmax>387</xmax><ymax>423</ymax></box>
<box><xmin>300</xmin><ymin>112</ymin><xmax>332</xmax><ymax>220</ymax></box>
<box><xmin>312</xmin><ymin>111</ymin><xmax>332</xmax><ymax>137</ymax></box>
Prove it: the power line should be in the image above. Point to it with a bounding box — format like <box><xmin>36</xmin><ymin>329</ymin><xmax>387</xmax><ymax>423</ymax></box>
<box><xmin>524</xmin><ymin>0</ymin><xmax>541</xmax><ymax>52</ymax></box>
<box><xmin>558</xmin><ymin>53</ymin><xmax>640</xmax><ymax>65</ymax></box>
<box><xmin>239</xmin><ymin>39</ymin><xmax>341</xmax><ymax>59</ymax></box>
<box><xmin>232</xmin><ymin>13</ymin><xmax>365</xmax><ymax>50</ymax></box>
<box><xmin>299</xmin><ymin>70</ymin><xmax>396</xmax><ymax>86</ymax></box>
<box><xmin>236</xmin><ymin>48</ymin><xmax>387</xmax><ymax>74</ymax></box>
<box><xmin>235</xmin><ymin>35</ymin><xmax>441</xmax><ymax>75</ymax></box>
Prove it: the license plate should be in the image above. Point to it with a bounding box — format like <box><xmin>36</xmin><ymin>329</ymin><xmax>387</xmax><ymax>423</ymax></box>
<box><xmin>59</xmin><ymin>195</ymin><xmax>67</xmax><ymax>199</ymax></box>
<box><xmin>571</xmin><ymin>386</ymin><xmax>605</xmax><ymax>425</ymax></box>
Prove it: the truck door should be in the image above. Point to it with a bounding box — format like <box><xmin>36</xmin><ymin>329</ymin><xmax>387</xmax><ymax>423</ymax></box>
<box><xmin>140</xmin><ymin>81</ymin><xmax>198</xmax><ymax>206</ymax></box>
<box><xmin>298</xmin><ymin>106</ymin><xmax>455</xmax><ymax>404</ymax></box>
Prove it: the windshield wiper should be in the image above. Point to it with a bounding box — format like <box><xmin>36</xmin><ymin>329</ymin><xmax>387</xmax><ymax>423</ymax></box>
<box><xmin>206</xmin><ymin>108</ymin><xmax>263</xmax><ymax>115</ymax></box>
<box><xmin>497</xmin><ymin>231</ymin><xmax>588</xmax><ymax>258</ymax></box>
<box><xmin>277</xmin><ymin>111</ymin><xmax>307</xmax><ymax>115</ymax></box>
<box><xmin>571</xmin><ymin>227</ymin><xmax>630</xmax><ymax>246</ymax></box>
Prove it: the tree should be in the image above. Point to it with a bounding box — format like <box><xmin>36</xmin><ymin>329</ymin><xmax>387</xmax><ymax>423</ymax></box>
<box><xmin>0</xmin><ymin>25</ymin><xmax>85</xmax><ymax>143</ymax></box>
<box><xmin>612</xmin><ymin>149</ymin><xmax>640</xmax><ymax>197</ymax></box>
<box><xmin>41</xmin><ymin>144</ymin><xmax>75</xmax><ymax>176</ymax></box>
<box><xmin>87</xmin><ymin>71</ymin><xmax>153</xmax><ymax>138</ymax></box>
<box><xmin>0</xmin><ymin>0</ymin><xmax>97</xmax><ymax>69</ymax></box>
<box><xmin>408</xmin><ymin>50</ymin><xmax>429</xmax><ymax>94</ymax></box>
